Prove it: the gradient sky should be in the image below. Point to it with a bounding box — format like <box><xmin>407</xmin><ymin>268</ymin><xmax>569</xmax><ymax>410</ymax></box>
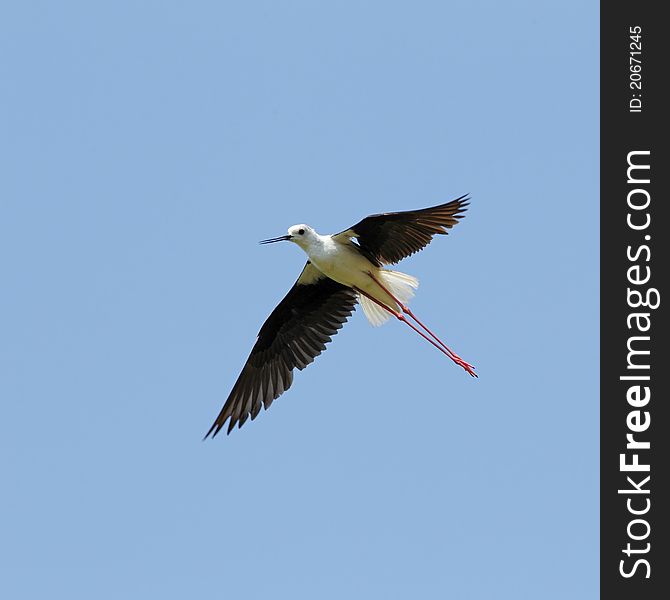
<box><xmin>1</xmin><ymin>2</ymin><xmax>599</xmax><ymax>598</ymax></box>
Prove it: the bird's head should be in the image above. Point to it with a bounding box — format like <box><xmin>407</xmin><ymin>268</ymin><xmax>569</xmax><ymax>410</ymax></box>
<box><xmin>259</xmin><ymin>224</ymin><xmax>318</xmax><ymax>250</ymax></box>
<box><xmin>287</xmin><ymin>224</ymin><xmax>318</xmax><ymax>249</ymax></box>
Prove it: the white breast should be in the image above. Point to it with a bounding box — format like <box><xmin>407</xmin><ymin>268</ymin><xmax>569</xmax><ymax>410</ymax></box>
<box><xmin>308</xmin><ymin>237</ymin><xmax>373</xmax><ymax>288</ymax></box>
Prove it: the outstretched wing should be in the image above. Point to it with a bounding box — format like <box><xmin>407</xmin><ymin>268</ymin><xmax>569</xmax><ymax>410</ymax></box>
<box><xmin>205</xmin><ymin>263</ymin><xmax>358</xmax><ymax>437</ymax></box>
<box><xmin>334</xmin><ymin>195</ymin><xmax>470</xmax><ymax>265</ymax></box>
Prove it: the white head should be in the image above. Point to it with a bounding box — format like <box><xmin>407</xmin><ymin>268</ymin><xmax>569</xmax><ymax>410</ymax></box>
<box><xmin>259</xmin><ymin>224</ymin><xmax>319</xmax><ymax>250</ymax></box>
<box><xmin>287</xmin><ymin>224</ymin><xmax>319</xmax><ymax>249</ymax></box>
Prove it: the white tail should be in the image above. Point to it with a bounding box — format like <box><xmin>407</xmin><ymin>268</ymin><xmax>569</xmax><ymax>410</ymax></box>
<box><xmin>358</xmin><ymin>270</ymin><xmax>419</xmax><ymax>326</ymax></box>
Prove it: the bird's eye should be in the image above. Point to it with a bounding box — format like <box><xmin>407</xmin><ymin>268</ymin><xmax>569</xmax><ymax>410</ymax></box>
<box><xmin>298</xmin><ymin>228</ymin><xmax>305</xmax><ymax>235</ymax></box>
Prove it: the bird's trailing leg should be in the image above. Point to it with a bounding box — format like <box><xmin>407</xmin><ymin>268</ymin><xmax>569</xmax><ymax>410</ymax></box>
<box><xmin>366</xmin><ymin>272</ymin><xmax>477</xmax><ymax>377</ymax></box>
<box><xmin>354</xmin><ymin>287</ymin><xmax>476</xmax><ymax>377</ymax></box>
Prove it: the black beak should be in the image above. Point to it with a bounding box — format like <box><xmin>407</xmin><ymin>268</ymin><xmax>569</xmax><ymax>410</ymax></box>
<box><xmin>259</xmin><ymin>235</ymin><xmax>292</xmax><ymax>245</ymax></box>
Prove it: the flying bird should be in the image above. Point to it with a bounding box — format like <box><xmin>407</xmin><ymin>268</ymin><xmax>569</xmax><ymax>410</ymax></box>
<box><xmin>205</xmin><ymin>195</ymin><xmax>475</xmax><ymax>437</ymax></box>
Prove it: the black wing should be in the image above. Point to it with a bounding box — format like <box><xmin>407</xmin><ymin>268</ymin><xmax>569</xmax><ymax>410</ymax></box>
<box><xmin>205</xmin><ymin>263</ymin><xmax>357</xmax><ymax>437</ymax></box>
<box><xmin>335</xmin><ymin>195</ymin><xmax>470</xmax><ymax>265</ymax></box>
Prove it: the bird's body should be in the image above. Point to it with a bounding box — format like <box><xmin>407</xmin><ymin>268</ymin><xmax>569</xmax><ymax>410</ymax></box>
<box><xmin>295</xmin><ymin>228</ymin><xmax>372</xmax><ymax>288</ymax></box>
<box><xmin>205</xmin><ymin>195</ymin><xmax>475</xmax><ymax>438</ymax></box>
<box><xmin>290</xmin><ymin>226</ymin><xmax>411</xmax><ymax>317</ymax></box>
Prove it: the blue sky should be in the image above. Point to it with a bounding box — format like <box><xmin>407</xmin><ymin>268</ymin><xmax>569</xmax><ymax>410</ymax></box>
<box><xmin>1</xmin><ymin>2</ymin><xmax>598</xmax><ymax>598</ymax></box>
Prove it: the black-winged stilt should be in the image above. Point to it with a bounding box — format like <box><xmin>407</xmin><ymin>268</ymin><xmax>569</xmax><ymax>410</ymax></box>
<box><xmin>205</xmin><ymin>195</ymin><xmax>475</xmax><ymax>437</ymax></box>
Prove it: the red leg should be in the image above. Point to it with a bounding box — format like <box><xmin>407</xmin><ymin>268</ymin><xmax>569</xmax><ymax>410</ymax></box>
<box><xmin>366</xmin><ymin>273</ymin><xmax>477</xmax><ymax>377</ymax></box>
<box><xmin>355</xmin><ymin>287</ymin><xmax>477</xmax><ymax>378</ymax></box>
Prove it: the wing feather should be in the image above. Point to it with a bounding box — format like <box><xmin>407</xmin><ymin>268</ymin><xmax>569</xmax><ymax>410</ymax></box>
<box><xmin>205</xmin><ymin>262</ymin><xmax>357</xmax><ymax>437</ymax></box>
<box><xmin>335</xmin><ymin>195</ymin><xmax>469</xmax><ymax>265</ymax></box>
